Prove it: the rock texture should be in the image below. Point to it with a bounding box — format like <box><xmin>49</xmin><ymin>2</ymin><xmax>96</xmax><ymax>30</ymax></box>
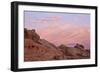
<box><xmin>58</xmin><ymin>44</ymin><xmax>90</xmax><ymax>59</ymax></box>
<box><xmin>24</xmin><ymin>28</ymin><xmax>40</xmax><ymax>42</ymax></box>
<box><xmin>24</xmin><ymin>28</ymin><xmax>90</xmax><ymax>62</ymax></box>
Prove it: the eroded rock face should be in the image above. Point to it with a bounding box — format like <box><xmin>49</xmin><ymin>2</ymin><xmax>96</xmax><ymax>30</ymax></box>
<box><xmin>74</xmin><ymin>43</ymin><xmax>84</xmax><ymax>50</ymax></box>
<box><xmin>24</xmin><ymin>28</ymin><xmax>40</xmax><ymax>42</ymax></box>
<box><xmin>24</xmin><ymin>29</ymin><xmax>64</xmax><ymax>61</ymax></box>
<box><xmin>24</xmin><ymin>28</ymin><xmax>90</xmax><ymax>61</ymax></box>
<box><xmin>38</xmin><ymin>39</ymin><xmax>58</xmax><ymax>49</ymax></box>
<box><xmin>58</xmin><ymin>44</ymin><xmax>90</xmax><ymax>59</ymax></box>
<box><xmin>24</xmin><ymin>39</ymin><xmax>64</xmax><ymax>61</ymax></box>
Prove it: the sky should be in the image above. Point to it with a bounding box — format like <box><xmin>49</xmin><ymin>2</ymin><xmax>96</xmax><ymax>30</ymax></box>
<box><xmin>24</xmin><ymin>11</ymin><xmax>90</xmax><ymax>49</ymax></box>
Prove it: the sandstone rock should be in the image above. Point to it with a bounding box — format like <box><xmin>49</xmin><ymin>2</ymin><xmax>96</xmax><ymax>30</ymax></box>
<box><xmin>24</xmin><ymin>28</ymin><xmax>40</xmax><ymax>42</ymax></box>
<box><xmin>58</xmin><ymin>44</ymin><xmax>90</xmax><ymax>59</ymax></box>
<box><xmin>38</xmin><ymin>39</ymin><xmax>58</xmax><ymax>49</ymax></box>
<box><xmin>58</xmin><ymin>44</ymin><xmax>69</xmax><ymax>49</ymax></box>
<box><xmin>24</xmin><ymin>28</ymin><xmax>29</xmax><ymax>38</ymax></box>
<box><xmin>24</xmin><ymin>39</ymin><xmax>64</xmax><ymax>61</ymax></box>
<box><xmin>24</xmin><ymin>28</ymin><xmax>90</xmax><ymax>61</ymax></box>
<box><xmin>74</xmin><ymin>43</ymin><xmax>84</xmax><ymax>49</ymax></box>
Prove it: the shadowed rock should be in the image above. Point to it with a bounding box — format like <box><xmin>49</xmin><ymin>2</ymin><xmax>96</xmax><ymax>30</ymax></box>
<box><xmin>74</xmin><ymin>43</ymin><xmax>84</xmax><ymax>49</ymax></box>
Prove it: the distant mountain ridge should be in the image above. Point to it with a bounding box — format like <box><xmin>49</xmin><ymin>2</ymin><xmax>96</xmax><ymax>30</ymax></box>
<box><xmin>24</xmin><ymin>28</ymin><xmax>90</xmax><ymax>61</ymax></box>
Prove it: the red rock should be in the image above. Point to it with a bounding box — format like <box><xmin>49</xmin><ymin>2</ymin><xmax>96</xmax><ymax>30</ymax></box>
<box><xmin>24</xmin><ymin>39</ymin><xmax>64</xmax><ymax>61</ymax></box>
<box><xmin>24</xmin><ymin>28</ymin><xmax>40</xmax><ymax>42</ymax></box>
<box><xmin>24</xmin><ymin>28</ymin><xmax>90</xmax><ymax>61</ymax></box>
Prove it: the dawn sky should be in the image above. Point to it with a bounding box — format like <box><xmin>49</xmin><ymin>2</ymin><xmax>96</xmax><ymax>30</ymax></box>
<box><xmin>24</xmin><ymin>11</ymin><xmax>90</xmax><ymax>49</ymax></box>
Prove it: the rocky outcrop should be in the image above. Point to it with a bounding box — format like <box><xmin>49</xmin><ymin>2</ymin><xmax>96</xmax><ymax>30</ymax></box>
<box><xmin>58</xmin><ymin>44</ymin><xmax>90</xmax><ymax>59</ymax></box>
<box><xmin>74</xmin><ymin>43</ymin><xmax>84</xmax><ymax>50</ymax></box>
<box><xmin>38</xmin><ymin>39</ymin><xmax>58</xmax><ymax>49</ymax></box>
<box><xmin>24</xmin><ymin>28</ymin><xmax>64</xmax><ymax>61</ymax></box>
<box><xmin>24</xmin><ymin>28</ymin><xmax>40</xmax><ymax>42</ymax></box>
<box><xmin>24</xmin><ymin>39</ymin><xmax>64</xmax><ymax>61</ymax></box>
<box><xmin>24</xmin><ymin>28</ymin><xmax>90</xmax><ymax>61</ymax></box>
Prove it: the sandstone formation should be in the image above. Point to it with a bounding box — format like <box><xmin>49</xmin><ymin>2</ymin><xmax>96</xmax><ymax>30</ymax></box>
<box><xmin>24</xmin><ymin>28</ymin><xmax>90</xmax><ymax>61</ymax></box>
<box><xmin>58</xmin><ymin>44</ymin><xmax>90</xmax><ymax>59</ymax></box>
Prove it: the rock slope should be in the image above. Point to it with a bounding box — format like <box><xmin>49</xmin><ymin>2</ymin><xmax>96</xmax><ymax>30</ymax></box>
<box><xmin>24</xmin><ymin>28</ymin><xmax>90</xmax><ymax>62</ymax></box>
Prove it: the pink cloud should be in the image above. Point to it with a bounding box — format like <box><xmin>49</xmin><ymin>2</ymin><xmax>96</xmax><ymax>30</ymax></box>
<box><xmin>36</xmin><ymin>22</ymin><xmax>90</xmax><ymax>49</ymax></box>
<box><xmin>31</xmin><ymin>16</ymin><xmax>90</xmax><ymax>49</ymax></box>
